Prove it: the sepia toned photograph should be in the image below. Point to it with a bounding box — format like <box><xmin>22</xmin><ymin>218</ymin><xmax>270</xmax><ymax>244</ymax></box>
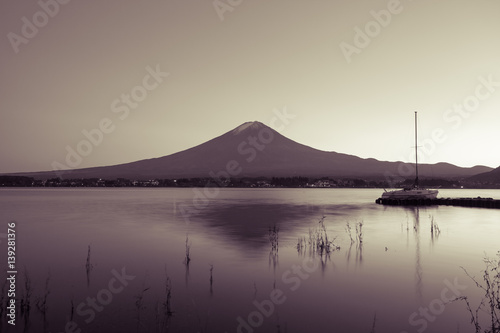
<box><xmin>1</xmin><ymin>1</ymin><xmax>499</xmax><ymax>332</ymax></box>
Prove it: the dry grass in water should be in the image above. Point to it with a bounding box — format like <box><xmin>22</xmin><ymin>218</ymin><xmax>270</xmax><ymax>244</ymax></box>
<box><xmin>184</xmin><ymin>235</ymin><xmax>191</xmax><ymax>265</ymax></box>
<box><xmin>269</xmin><ymin>225</ymin><xmax>279</xmax><ymax>252</ymax></box>
<box><xmin>35</xmin><ymin>271</ymin><xmax>51</xmax><ymax>317</ymax></box>
<box><xmin>297</xmin><ymin>216</ymin><xmax>339</xmax><ymax>256</ymax></box>
<box><xmin>456</xmin><ymin>251</ymin><xmax>500</xmax><ymax>333</ymax></box>
<box><xmin>20</xmin><ymin>268</ymin><xmax>33</xmax><ymax>318</ymax></box>
<box><xmin>135</xmin><ymin>276</ymin><xmax>151</xmax><ymax>332</ymax></box>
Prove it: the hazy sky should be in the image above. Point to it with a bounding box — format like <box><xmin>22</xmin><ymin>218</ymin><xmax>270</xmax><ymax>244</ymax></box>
<box><xmin>1</xmin><ymin>0</ymin><xmax>499</xmax><ymax>173</ymax></box>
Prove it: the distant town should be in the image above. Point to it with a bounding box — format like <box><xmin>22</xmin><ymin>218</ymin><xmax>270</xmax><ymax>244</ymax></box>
<box><xmin>1</xmin><ymin>175</ymin><xmax>498</xmax><ymax>189</ymax></box>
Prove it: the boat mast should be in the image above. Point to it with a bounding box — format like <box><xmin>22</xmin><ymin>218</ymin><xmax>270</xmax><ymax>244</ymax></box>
<box><xmin>414</xmin><ymin>111</ymin><xmax>419</xmax><ymax>188</ymax></box>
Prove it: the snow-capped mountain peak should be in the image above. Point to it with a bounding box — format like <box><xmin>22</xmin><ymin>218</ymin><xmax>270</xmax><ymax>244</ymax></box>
<box><xmin>232</xmin><ymin>121</ymin><xmax>266</xmax><ymax>134</ymax></box>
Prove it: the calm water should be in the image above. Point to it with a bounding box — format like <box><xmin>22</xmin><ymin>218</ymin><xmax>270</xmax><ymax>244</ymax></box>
<box><xmin>0</xmin><ymin>188</ymin><xmax>499</xmax><ymax>333</ymax></box>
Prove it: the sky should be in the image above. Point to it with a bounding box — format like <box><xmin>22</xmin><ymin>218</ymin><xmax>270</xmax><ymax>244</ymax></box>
<box><xmin>1</xmin><ymin>0</ymin><xmax>499</xmax><ymax>173</ymax></box>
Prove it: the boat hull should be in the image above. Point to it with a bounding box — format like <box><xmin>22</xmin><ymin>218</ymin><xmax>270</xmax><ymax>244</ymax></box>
<box><xmin>381</xmin><ymin>189</ymin><xmax>438</xmax><ymax>200</ymax></box>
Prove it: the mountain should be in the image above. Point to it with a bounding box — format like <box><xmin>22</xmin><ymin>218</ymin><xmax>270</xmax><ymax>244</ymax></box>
<box><xmin>467</xmin><ymin>166</ymin><xmax>500</xmax><ymax>184</ymax></box>
<box><xmin>4</xmin><ymin>121</ymin><xmax>493</xmax><ymax>180</ymax></box>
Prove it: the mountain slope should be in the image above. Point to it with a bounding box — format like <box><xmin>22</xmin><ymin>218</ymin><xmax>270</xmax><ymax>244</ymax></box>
<box><xmin>5</xmin><ymin>121</ymin><xmax>493</xmax><ymax>180</ymax></box>
<box><xmin>467</xmin><ymin>166</ymin><xmax>500</xmax><ymax>183</ymax></box>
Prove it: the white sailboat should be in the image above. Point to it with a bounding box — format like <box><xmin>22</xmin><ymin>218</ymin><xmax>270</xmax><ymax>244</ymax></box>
<box><xmin>381</xmin><ymin>112</ymin><xmax>439</xmax><ymax>200</ymax></box>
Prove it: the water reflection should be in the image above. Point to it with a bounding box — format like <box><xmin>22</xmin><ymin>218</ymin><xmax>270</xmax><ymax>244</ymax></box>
<box><xmin>186</xmin><ymin>203</ymin><xmax>323</xmax><ymax>250</ymax></box>
<box><xmin>209</xmin><ymin>264</ymin><xmax>214</xmax><ymax>297</ymax></box>
<box><xmin>184</xmin><ymin>235</ymin><xmax>191</xmax><ymax>286</ymax></box>
<box><xmin>414</xmin><ymin>208</ymin><xmax>423</xmax><ymax>301</ymax></box>
<box><xmin>430</xmin><ymin>214</ymin><xmax>441</xmax><ymax>247</ymax></box>
<box><xmin>2</xmin><ymin>188</ymin><xmax>500</xmax><ymax>333</ymax></box>
<box><xmin>403</xmin><ymin>206</ymin><xmax>423</xmax><ymax>301</ymax></box>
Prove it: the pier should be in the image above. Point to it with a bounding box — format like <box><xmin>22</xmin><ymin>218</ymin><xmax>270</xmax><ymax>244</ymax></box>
<box><xmin>375</xmin><ymin>197</ymin><xmax>500</xmax><ymax>209</ymax></box>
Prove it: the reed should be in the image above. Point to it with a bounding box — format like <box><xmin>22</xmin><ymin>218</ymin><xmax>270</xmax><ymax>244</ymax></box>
<box><xmin>154</xmin><ymin>269</ymin><xmax>173</xmax><ymax>333</ymax></box>
<box><xmin>70</xmin><ymin>298</ymin><xmax>75</xmax><ymax>321</ymax></box>
<box><xmin>85</xmin><ymin>245</ymin><xmax>92</xmax><ymax>270</ymax></box>
<box><xmin>269</xmin><ymin>225</ymin><xmax>279</xmax><ymax>252</ymax></box>
<box><xmin>184</xmin><ymin>235</ymin><xmax>191</xmax><ymax>265</ymax></box>
<box><xmin>165</xmin><ymin>276</ymin><xmax>173</xmax><ymax>317</ymax></box>
<box><xmin>296</xmin><ymin>236</ymin><xmax>307</xmax><ymax>254</ymax></box>
<box><xmin>0</xmin><ymin>279</ymin><xmax>7</xmax><ymax>319</ymax></box>
<box><xmin>345</xmin><ymin>221</ymin><xmax>355</xmax><ymax>244</ymax></box>
<box><xmin>209</xmin><ymin>265</ymin><xmax>214</xmax><ymax>289</ymax></box>
<box><xmin>355</xmin><ymin>220</ymin><xmax>363</xmax><ymax>246</ymax></box>
<box><xmin>135</xmin><ymin>277</ymin><xmax>150</xmax><ymax>332</ymax></box>
<box><xmin>35</xmin><ymin>271</ymin><xmax>51</xmax><ymax>316</ymax></box>
<box><xmin>85</xmin><ymin>244</ymin><xmax>93</xmax><ymax>287</ymax></box>
<box><xmin>429</xmin><ymin>215</ymin><xmax>441</xmax><ymax>237</ymax></box>
<box><xmin>369</xmin><ymin>312</ymin><xmax>377</xmax><ymax>333</ymax></box>
<box><xmin>301</xmin><ymin>216</ymin><xmax>339</xmax><ymax>256</ymax></box>
<box><xmin>156</xmin><ymin>272</ymin><xmax>173</xmax><ymax>332</ymax></box>
<box><xmin>456</xmin><ymin>251</ymin><xmax>500</xmax><ymax>333</ymax></box>
<box><xmin>20</xmin><ymin>268</ymin><xmax>33</xmax><ymax>318</ymax></box>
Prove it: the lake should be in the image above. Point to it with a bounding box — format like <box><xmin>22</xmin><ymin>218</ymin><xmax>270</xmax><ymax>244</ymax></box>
<box><xmin>0</xmin><ymin>188</ymin><xmax>499</xmax><ymax>333</ymax></box>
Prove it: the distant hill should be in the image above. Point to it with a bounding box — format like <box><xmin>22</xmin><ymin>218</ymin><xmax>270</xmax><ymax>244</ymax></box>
<box><xmin>4</xmin><ymin>121</ymin><xmax>493</xmax><ymax>180</ymax></box>
<box><xmin>467</xmin><ymin>166</ymin><xmax>500</xmax><ymax>184</ymax></box>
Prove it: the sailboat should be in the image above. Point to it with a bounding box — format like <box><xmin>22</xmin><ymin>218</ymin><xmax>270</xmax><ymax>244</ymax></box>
<box><xmin>381</xmin><ymin>112</ymin><xmax>439</xmax><ymax>200</ymax></box>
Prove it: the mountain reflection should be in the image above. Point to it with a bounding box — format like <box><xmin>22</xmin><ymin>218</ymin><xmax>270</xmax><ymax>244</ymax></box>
<box><xmin>186</xmin><ymin>202</ymin><xmax>324</xmax><ymax>249</ymax></box>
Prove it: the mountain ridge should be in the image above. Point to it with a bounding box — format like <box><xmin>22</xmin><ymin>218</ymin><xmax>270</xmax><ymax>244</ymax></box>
<box><xmin>3</xmin><ymin>121</ymin><xmax>493</xmax><ymax>180</ymax></box>
<box><xmin>468</xmin><ymin>166</ymin><xmax>500</xmax><ymax>183</ymax></box>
